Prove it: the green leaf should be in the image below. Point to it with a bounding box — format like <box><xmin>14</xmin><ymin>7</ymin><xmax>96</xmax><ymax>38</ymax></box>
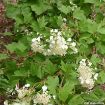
<box><xmin>61</xmin><ymin>61</ymin><xmax>70</xmax><ymax>72</ymax></box>
<box><xmin>84</xmin><ymin>0</ymin><xmax>101</xmax><ymax>5</ymax></box>
<box><xmin>6</xmin><ymin>5</ymin><xmax>21</xmax><ymax>19</ymax></box>
<box><xmin>73</xmin><ymin>8</ymin><xmax>86</xmax><ymax>20</ymax></box>
<box><xmin>61</xmin><ymin>61</ymin><xmax>66</xmax><ymax>72</ymax></box>
<box><xmin>30</xmin><ymin>63</ymin><xmax>40</xmax><ymax>76</ymax></box>
<box><xmin>68</xmin><ymin>95</ymin><xmax>84</xmax><ymax>105</ymax></box>
<box><xmin>31</xmin><ymin>2</ymin><xmax>51</xmax><ymax>15</ymax></box>
<box><xmin>21</xmin><ymin>5</ymin><xmax>33</xmax><ymax>23</ymax></box>
<box><xmin>97</xmin><ymin>28</ymin><xmax>105</xmax><ymax>34</ymax></box>
<box><xmin>3</xmin><ymin>32</ymin><xmax>13</xmax><ymax>36</ymax></box>
<box><xmin>79</xmin><ymin>33</ymin><xmax>91</xmax><ymax>40</ymax></box>
<box><xmin>43</xmin><ymin>59</ymin><xmax>57</xmax><ymax>75</ymax></box>
<box><xmin>37</xmin><ymin>16</ymin><xmax>47</xmax><ymax>28</ymax></box>
<box><xmin>0</xmin><ymin>54</ymin><xmax>8</xmax><ymax>60</ymax></box>
<box><xmin>16</xmin><ymin>42</ymin><xmax>27</xmax><ymax>52</ymax></box>
<box><xmin>14</xmin><ymin>70</ymin><xmax>27</xmax><ymax>77</ymax></box>
<box><xmin>5</xmin><ymin>42</ymin><xmax>27</xmax><ymax>52</ymax></box>
<box><xmin>59</xmin><ymin>81</ymin><xmax>75</xmax><ymax>102</ymax></box>
<box><xmin>90</xmin><ymin>55</ymin><xmax>101</xmax><ymax>66</ymax></box>
<box><xmin>94</xmin><ymin>87</ymin><xmax>105</xmax><ymax>101</ymax></box>
<box><xmin>82</xmin><ymin>92</ymin><xmax>99</xmax><ymax>102</ymax></box>
<box><xmin>58</xmin><ymin>5</ymin><xmax>71</xmax><ymax>14</ymax></box>
<box><xmin>57</xmin><ymin>16</ymin><xmax>63</xmax><ymax>27</ymax></box>
<box><xmin>86</xmin><ymin>19</ymin><xmax>98</xmax><ymax>34</ymax></box>
<box><xmin>47</xmin><ymin>76</ymin><xmax>59</xmax><ymax>94</ymax></box>
<box><xmin>5</xmin><ymin>42</ymin><xmax>17</xmax><ymax>52</ymax></box>
<box><xmin>79</xmin><ymin>19</ymin><xmax>97</xmax><ymax>34</ymax></box>
<box><xmin>30</xmin><ymin>62</ymin><xmax>44</xmax><ymax>79</ymax></box>
<box><xmin>99</xmin><ymin>71</ymin><xmax>105</xmax><ymax>84</ymax></box>
<box><xmin>96</xmin><ymin>42</ymin><xmax>105</xmax><ymax>55</ymax></box>
<box><xmin>84</xmin><ymin>0</ymin><xmax>95</xmax><ymax>3</ymax></box>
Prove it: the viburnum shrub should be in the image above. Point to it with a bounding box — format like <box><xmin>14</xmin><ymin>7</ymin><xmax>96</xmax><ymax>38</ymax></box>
<box><xmin>1</xmin><ymin>0</ymin><xmax>105</xmax><ymax>105</ymax></box>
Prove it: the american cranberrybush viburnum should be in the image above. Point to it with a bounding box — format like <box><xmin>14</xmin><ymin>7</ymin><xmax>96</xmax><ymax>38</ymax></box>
<box><xmin>77</xmin><ymin>59</ymin><xmax>98</xmax><ymax>89</ymax></box>
<box><xmin>31</xmin><ymin>29</ymin><xmax>78</xmax><ymax>56</ymax></box>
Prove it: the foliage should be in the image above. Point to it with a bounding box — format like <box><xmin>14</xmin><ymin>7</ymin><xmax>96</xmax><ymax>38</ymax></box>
<box><xmin>1</xmin><ymin>0</ymin><xmax>105</xmax><ymax>105</ymax></box>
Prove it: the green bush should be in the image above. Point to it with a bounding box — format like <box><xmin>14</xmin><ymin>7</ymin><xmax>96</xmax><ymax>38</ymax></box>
<box><xmin>1</xmin><ymin>0</ymin><xmax>105</xmax><ymax>105</ymax></box>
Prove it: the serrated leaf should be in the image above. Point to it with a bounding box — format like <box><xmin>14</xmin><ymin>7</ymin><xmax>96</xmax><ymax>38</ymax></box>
<box><xmin>58</xmin><ymin>5</ymin><xmax>71</xmax><ymax>14</ymax></box>
<box><xmin>6</xmin><ymin>5</ymin><xmax>21</xmax><ymax>19</ymax></box>
<box><xmin>47</xmin><ymin>76</ymin><xmax>59</xmax><ymax>94</ymax></box>
<box><xmin>57</xmin><ymin>16</ymin><xmax>63</xmax><ymax>26</ymax></box>
<box><xmin>73</xmin><ymin>8</ymin><xmax>86</xmax><ymax>20</ymax></box>
<box><xmin>5</xmin><ymin>42</ymin><xmax>27</xmax><ymax>52</ymax></box>
<box><xmin>14</xmin><ymin>70</ymin><xmax>28</xmax><ymax>77</ymax></box>
<box><xmin>90</xmin><ymin>55</ymin><xmax>101</xmax><ymax>66</ymax></box>
<box><xmin>97</xmin><ymin>28</ymin><xmax>105</xmax><ymax>34</ymax></box>
<box><xmin>86</xmin><ymin>19</ymin><xmax>98</xmax><ymax>34</ymax></box>
<box><xmin>99</xmin><ymin>71</ymin><xmax>105</xmax><ymax>84</ymax></box>
<box><xmin>30</xmin><ymin>63</ymin><xmax>40</xmax><ymax>76</ymax></box>
<box><xmin>5</xmin><ymin>42</ymin><xmax>17</xmax><ymax>52</ymax></box>
<box><xmin>82</xmin><ymin>92</ymin><xmax>99</xmax><ymax>102</ymax></box>
<box><xmin>61</xmin><ymin>61</ymin><xmax>68</xmax><ymax>72</ymax></box>
<box><xmin>31</xmin><ymin>2</ymin><xmax>51</xmax><ymax>15</ymax></box>
<box><xmin>43</xmin><ymin>59</ymin><xmax>57</xmax><ymax>75</ymax></box>
<box><xmin>59</xmin><ymin>82</ymin><xmax>75</xmax><ymax>102</ymax></box>
<box><xmin>16</xmin><ymin>42</ymin><xmax>27</xmax><ymax>52</ymax></box>
<box><xmin>96</xmin><ymin>42</ymin><xmax>105</xmax><ymax>55</ymax></box>
<box><xmin>30</xmin><ymin>62</ymin><xmax>44</xmax><ymax>79</ymax></box>
<box><xmin>68</xmin><ymin>95</ymin><xmax>84</xmax><ymax>105</ymax></box>
<box><xmin>37</xmin><ymin>16</ymin><xmax>47</xmax><ymax>28</ymax></box>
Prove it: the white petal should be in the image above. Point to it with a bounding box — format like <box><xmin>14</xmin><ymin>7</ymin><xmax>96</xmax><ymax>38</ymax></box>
<box><xmin>24</xmin><ymin>84</ymin><xmax>30</xmax><ymax>88</ymax></box>
<box><xmin>42</xmin><ymin>85</ymin><xmax>47</xmax><ymax>92</ymax></box>
<box><xmin>71</xmin><ymin>42</ymin><xmax>76</xmax><ymax>47</ymax></box>
<box><xmin>67</xmin><ymin>38</ymin><xmax>72</xmax><ymax>42</ymax></box>
<box><xmin>32</xmin><ymin>38</ymin><xmax>36</xmax><ymax>42</ymax></box>
<box><xmin>94</xmin><ymin>73</ymin><xmax>98</xmax><ymax>80</ymax></box>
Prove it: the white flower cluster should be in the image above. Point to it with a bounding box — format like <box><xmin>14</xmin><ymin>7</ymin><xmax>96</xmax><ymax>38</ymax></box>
<box><xmin>33</xmin><ymin>85</ymin><xmax>54</xmax><ymax>105</ymax></box>
<box><xmin>45</xmin><ymin>29</ymin><xmax>68</xmax><ymax>56</ymax></box>
<box><xmin>16</xmin><ymin>84</ymin><xmax>31</xmax><ymax>99</ymax></box>
<box><xmin>4</xmin><ymin>84</ymin><xmax>32</xmax><ymax>105</ymax></box>
<box><xmin>4</xmin><ymin>98</ymin><xmax>31</xmax><ymax>105</ymax></box>
<box><xmin>4</xmin><ymin>85</ymin><xmax>54</xmax><ymax>105</ymax></box>
<box><xmin>31</xmin><ymin>36</ymin><xmax>45</xmax><ymax>54</ymax></box>
<box><xmin>77</xmin><ymin>59</ymin><xmax>98</xmax><ymax>89</ymax></box>
<box><xmin>31</xmin><ymin>29</ymin><xmax>78</xmax><ymax>56</ymax></box>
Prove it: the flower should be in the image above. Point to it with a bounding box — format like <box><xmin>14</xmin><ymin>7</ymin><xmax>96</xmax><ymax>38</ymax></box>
<box><xmin>31</xmin><ymin>29</ymin><xmax>78</xmax><ymax>56</ymax></box>
<box><xmin>63</xmin><ymin>18</ymin><xmax>67</xmax><ymax>22</ymax></box>
<box><xmin>24</xmin><ymin>84</ymin><xmax>30</xmax><ymax>88</ymax></box>
<box><xmin>42</xmin><ymin>85</ymin><xmax>48</xmax><ymax>92</ymax></box>
<box><xmin>52</xmin><ymin>95</ymin><xmax>56</xmax><ymax>99</ymax></box>
<box><xmin>67</xmin><ymin>38</ymin><xmax>72</xmax><ymax>42</ymax></box>
<box><xmin>4</xmin><ymin>100</ymin><xmax>8</xmax><ymax>105</ymax></box>
<box><xmin>16</xmin><ymin>85</ymin><xmax>32</xmax><ymax>99</ymax></box>
<box><xmin>16</xmin><ymin>88</ymin><xmax>29</xmax><ymax>99</ymax></box>
<box><xmin>77</xmin><ymin>59</ymin><xmax>98</xmax><ymax>89</ymax></box>
<box><xmin>33</xmin><ymin>92</ymin><xmax>51</xmax><ymax>105</ymax></box>
<box><xmin>71</xmin><ymin>42</ymin><xmax>76</xmax><ymax>47</ymax></box>
<box><xmin>46</xmin><ymin>29</ymin><xmax>68</xmax><ymax>56</ymax></box>
<box><xmin>94</xmin><ymin>73</ymin><xmax>98</xmax><ymax>80</ymax></box>
<box><xmin>31</xmin><ymin>36</ymin><xmax>45</xmax><ymax>54</ymax></box>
